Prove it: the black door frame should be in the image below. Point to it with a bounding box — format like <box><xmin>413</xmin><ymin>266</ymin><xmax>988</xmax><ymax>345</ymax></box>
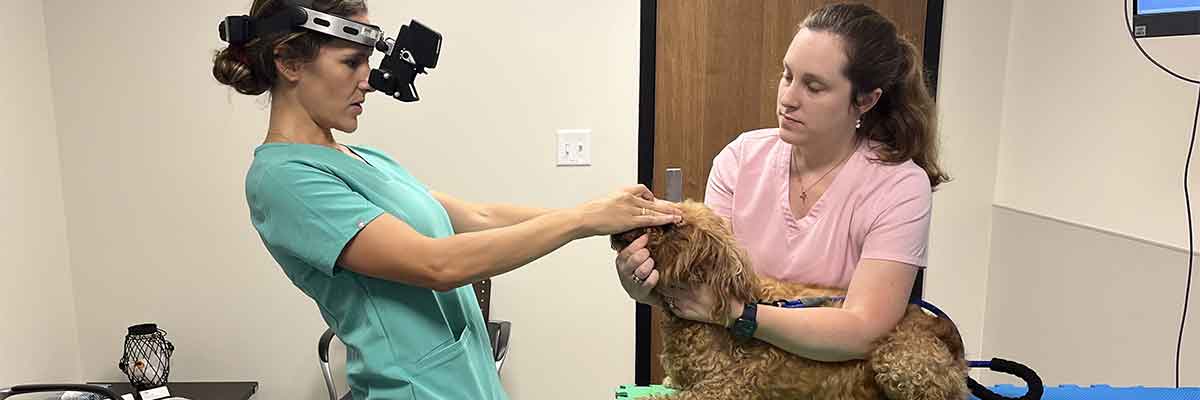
<box><xmin>634</xmin><ymin>0</ymin><xmax>945</xmax><ymax>386</ymax></box>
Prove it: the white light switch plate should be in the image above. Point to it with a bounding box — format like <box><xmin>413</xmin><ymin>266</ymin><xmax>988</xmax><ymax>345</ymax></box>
<box><xmin>556</xmin><ymin>129</ymin><xmax>591</xmax><ymax>166</ymax></box>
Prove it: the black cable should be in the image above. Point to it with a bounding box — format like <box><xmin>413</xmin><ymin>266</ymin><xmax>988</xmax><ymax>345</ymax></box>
<box><xmin>1124</xmin><ymin>0</ymin><xmax>1198</xmax><ymax>388</ymax></box>
<box><xmin>1180</xmin><ymin>85</ymin><xmax>1198</xmax><ymax>390</ymax></box>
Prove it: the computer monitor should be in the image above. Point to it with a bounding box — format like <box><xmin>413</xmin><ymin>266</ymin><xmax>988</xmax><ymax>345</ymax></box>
<box><xmin>1134</xmin><ymin>0</ymin><xmax>1200</xmax><ymax>37</ymax></box>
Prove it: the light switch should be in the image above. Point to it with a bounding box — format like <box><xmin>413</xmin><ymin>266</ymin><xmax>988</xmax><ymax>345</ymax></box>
<box><xmin>556</xmin><ymin>129</ymin><xmax>591</xmax><ymax>166</ymax></box>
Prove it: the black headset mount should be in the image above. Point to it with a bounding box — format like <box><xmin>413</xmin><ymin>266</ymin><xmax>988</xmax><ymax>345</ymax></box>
<box><xmin>218</xmin><ymin>0</ymin><xmax>441</xmax><ymax>102</ymax></box>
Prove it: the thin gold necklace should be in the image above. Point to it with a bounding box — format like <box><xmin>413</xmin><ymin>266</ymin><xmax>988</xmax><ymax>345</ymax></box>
<box><xmin>793</xmin><ymin>146</ymin><xmax>855</xmax><ymax>205</ymax></box>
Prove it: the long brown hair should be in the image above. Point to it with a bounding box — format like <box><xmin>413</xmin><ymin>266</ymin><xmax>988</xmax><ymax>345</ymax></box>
<box><xmin>801</xmin><ymin>3</ymin><xmax>950</xmax><ymax>189</ymax></box>
<box><xmin>212</xmin><ymin>0</ymin><xmax>369</xmax><ymax>96</ymax></box>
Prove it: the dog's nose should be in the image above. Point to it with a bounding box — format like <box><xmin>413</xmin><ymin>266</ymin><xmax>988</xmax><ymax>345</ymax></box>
<box><xmin>609</xmin><ymin>236</ymin><xmax>626</xmax><ymax>251</ymax></box>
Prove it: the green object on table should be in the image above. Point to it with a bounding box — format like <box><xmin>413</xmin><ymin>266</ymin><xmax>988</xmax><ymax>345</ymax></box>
<box><xmin>614</xmin><ymin>385</ymin><xmax>678</xmax><ymax>398</ymax></box>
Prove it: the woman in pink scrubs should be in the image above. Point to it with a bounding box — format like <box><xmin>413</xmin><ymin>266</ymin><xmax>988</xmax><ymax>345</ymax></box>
<box><xmin>613</xmin><ymin>2</ymin><xmax>951</xmax><ymax>362</ymax></box>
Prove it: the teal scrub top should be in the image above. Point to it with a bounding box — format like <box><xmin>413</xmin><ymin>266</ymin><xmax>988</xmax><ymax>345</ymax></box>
<box><xmin>245</xmin><ymin>143</ymin><xmax>508</xmax><ymax>400</ymax></box>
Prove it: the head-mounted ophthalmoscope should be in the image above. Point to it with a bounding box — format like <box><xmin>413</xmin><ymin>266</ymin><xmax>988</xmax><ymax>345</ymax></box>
<box><xmin>218</xmin><ymin>1</ymin><xmax>441</xmax><ymax>102</ymax></box>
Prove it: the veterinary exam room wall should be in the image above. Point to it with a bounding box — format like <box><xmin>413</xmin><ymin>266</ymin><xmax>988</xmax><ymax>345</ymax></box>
<box><xmin>926</xmin><ymin>0</ymin><xmax>1014</xmax><ymax>372</ymax></box>
<box><xmin>41</xmin><ymin>0</ymin><xmax>640</xmax><ymax>399</ymax></box>
<box><xmin>983</xmin><ymin>0</ymin><xmax>1200</xmax><ymax>387</ymax></box>
<box><xmin>0</xmin><ymin>0</ymin><xmax>84</xmax><ymax>386</ymax></box>
<box><xmin>24</xmin><ymin>0</ymin><xmax>1197</xmax><ymax>398</ymax></box>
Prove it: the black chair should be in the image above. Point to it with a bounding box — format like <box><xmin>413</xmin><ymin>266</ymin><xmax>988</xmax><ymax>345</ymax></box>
<box><xmin>910</xmin><ymin>268</ymin><xmax>924</xmax><ymax>303</ymax></box>
<box><xmin>316</xmin><ymin>280</ymin><xmax>511</xmax><ymax>400</ymax></box>
<box><xmin>317</xmin><ymin>321</ymin><xmax>511</xmax><ymax>400</ymax></box>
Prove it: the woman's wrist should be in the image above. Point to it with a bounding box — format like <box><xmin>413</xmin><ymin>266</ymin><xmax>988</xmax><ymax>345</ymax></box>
<box><xmin>560</xmin><ymin>208</ymin><xmax>592</xmax><ymax>239</ymax></box>
<box><xmin>642</xmin><ymin>294</ymin><xmax>665</xmax><ymax>308</ymax></box>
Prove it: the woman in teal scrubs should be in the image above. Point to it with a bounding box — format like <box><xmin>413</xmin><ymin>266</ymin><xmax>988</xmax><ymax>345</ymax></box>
<box><xmin>212</xmin><ymin>1</ymin><xmax>681</xmax><ymax>399</ymax></box>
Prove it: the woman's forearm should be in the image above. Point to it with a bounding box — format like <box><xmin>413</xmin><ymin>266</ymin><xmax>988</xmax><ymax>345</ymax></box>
<box><xmin>477</xmin><ymin>203</ymin><xmax>554</xmax><ymax>228</ymax></box>
<box><xmin>431</xmin><ymin>191</ymin><xmax>553</xmax><ymax>233</ymax></box>
<box><xmin>423</xmin><ymin>209</ymin><xmax>586</xmax><ymax>290</ymax></box>
<box><xmin>753</xmin><ymin>305</ymin><xmax>876</xmax><ymax>362</ymax></box>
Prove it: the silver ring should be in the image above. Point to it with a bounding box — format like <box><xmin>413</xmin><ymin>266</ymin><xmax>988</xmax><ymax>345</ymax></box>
<box><xmin>632</xmin><ymin>273</ymin><xmax>644</xmax><ymax>283</ymax></box>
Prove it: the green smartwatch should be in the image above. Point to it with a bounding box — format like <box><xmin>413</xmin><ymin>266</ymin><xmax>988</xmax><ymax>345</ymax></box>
<box><xmin>729</xmin><ymin>303</ymin><xmax>758</xmax><ymax>340</ymax></box>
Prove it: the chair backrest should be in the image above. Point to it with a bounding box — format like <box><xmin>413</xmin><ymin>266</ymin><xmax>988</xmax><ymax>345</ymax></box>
<box><xmin>318</xmin><ymin>328</ymin><xmax>344</xmax><ymax>400</ymax></box>
<box><xmin>317</xmin><ymin>280</ymin><xmax>505</xmax><ymax>400</ymax></box>
<box><xmin>472</xmin><ymin>279</ymin><xmax>491</xmax><ymax>321</ymax></box>
<box><xmin>909</xmin><ymin>268</ymin><xmax>924</xmax><ymax>303</ymax></box>
<box><xmin>318</xmin><ymin>320</ymin><xmax>510</xmax><ymax>400</ymax></box>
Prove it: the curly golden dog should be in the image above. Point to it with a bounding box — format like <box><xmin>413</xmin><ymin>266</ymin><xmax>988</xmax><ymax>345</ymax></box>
<box><xmin>612</xmin><ymin>200</ymin><xmax>968</xmax><ymax>400</ymax></box>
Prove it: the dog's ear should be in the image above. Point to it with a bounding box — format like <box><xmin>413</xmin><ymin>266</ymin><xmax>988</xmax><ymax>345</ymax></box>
<box><xmin>692</xmin><ymin>227</ymin><xmax>758</xmax><ymax>322</ymax></box>
<box><xmin>656</xmin><ymin>224</ymin><xmax>697</xmax><ymax>288</ymax></box>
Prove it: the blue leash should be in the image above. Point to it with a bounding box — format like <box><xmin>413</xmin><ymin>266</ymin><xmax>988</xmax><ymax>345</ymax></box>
<box><xmin>761</xmin><ymin>296</ymin><xmax>1043</xmax><ymax>399</ymax></box>
<box><xmin>761</xmin><ymin>295</ymin><xmax>948</xmax><ymax>320</ymax></box>
<box><xmin>762</xmin><ymin>296</ymin><xmax>957</xmax><ymax>356</ymax></box>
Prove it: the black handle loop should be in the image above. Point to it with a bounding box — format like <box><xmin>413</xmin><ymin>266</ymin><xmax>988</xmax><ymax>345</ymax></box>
<box><xmin>967</xmin><ymin>358</ymin><xmax>1044</xmax><ymax>400</ymax></box>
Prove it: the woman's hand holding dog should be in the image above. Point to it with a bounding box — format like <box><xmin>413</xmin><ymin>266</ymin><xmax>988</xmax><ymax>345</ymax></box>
<box><xmin>659</xmin><ymin>285</ymin><xmax>741</xmax><ymax>327</ymax></box>
<box><xmin>614</xmin><ymin>233</ymin><xmax>666</xmax><ymax>307</ymax></box>
<box><xmin>577</xmin><ymin>185</ymin><xmax>681</xmax><ymax>237</ymax></box>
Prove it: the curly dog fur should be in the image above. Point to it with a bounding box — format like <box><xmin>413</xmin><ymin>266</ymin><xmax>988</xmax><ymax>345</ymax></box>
<box><xmin>612</xmin><ymin>200</ymin><xmax>968</xmax><ymax>400</ymax></box>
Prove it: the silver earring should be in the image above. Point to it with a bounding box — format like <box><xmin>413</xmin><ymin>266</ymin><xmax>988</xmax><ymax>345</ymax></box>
<box><xmin>855</xmin><ymin>119</ymin><xmax>862</xmax><ymax>129</ymax></box>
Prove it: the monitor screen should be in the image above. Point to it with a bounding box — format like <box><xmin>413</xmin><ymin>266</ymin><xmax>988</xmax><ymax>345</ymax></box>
<box><xmin>1138</xmin><ymin>0</ymin><xmax>1200</xmax><ymax>15</ymax></box>
<box><xmin>1135</xmin><ymin>0</ymin><xmax>1200</xmax><ymax>37</ymax></box>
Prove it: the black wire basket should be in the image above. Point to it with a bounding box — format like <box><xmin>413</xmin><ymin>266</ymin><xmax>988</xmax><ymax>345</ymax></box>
<box><xmin>117</xmin><ymin>323</ymin><xmax>174</xmax><ymax>398</ymax></box>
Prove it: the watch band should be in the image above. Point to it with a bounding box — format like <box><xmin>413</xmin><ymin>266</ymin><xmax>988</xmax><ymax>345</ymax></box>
<box><xmin>730</xmin><ymin>302</ymin><xmax>758</xmax><ymax>340</ymax></box>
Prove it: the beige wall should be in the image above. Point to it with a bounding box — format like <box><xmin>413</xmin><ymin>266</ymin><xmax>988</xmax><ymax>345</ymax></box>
<box><xmin>40</xmin><ymin>0</ymin><xmax>639</xmax><ymax>399</ymax></box>
<box><xmin>362</xmin><ymin>2</ymin><xmax>644</xmax><ymax>398</ymax></box>
<box><xmin>986</xmin><ymin>206</ymin><xmax>1199</xmax><ymax>387</ymax></box>
<box><xmin>927</xmin><ymin>0</ymin><xmax>1015</xmax><ymax>367</ymax></box>
<box><xmin>0</xmin><ymin>0</ymin><xmax>83</xmax><ymax>387</ymax></box>
<box><xmin>996</xmin><ymin>0</ymin><xmax>1200</xmax><ymax>250</ymax></box>
<box><xmin>980</xmin><ymin>0</ymin><xmax>1200</xmax><ymax>387</ymax></box>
